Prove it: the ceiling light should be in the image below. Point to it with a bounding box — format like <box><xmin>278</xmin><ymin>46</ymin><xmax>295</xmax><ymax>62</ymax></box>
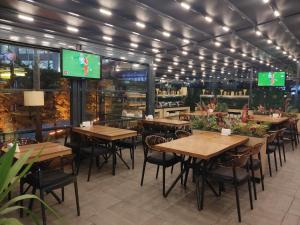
<box><xmin>180</xmin><ymin>2</ymin><xmax>191</xmax><ymax>10</ymax></box>
<box><xmin>230</xmin><ymin>48</ymin><xmax>236</xmax><ymax>53</ymax></box>
<box><xmin>181</xmin><ymin>71</ymin><xmax>185</xmax><ymax>74</ymax></box>
<box><xmin>199</xmin><ymin>56</ymin><xmax>204</xmax><ymax>60</ymax></box>
<box><xmin>163</xmin><ymin>31</ymin><xmax>171</xmax><ymax>37</ymax></box>
<box><xmin>213</xmin><ymin>59</ymin><xmax>217</xmax><ymax>63</ymax></box>
<box><xmin>155</xmin><ymin>58</ymin><xmax>161</xmax><ymax>62</ymax></box>
<box><xmin>120</xmin><ymin>56</ymin><xmax>126</xmax><ymax>60</ymax></box>
<box><xmin>25</xmin><ymin>36</ymin><xmax>35</xmax><ymax>40</ymax></box>
<box><xmin>9</xmin><ymin>36</ymin><xmax>19</xmax><ymax>41</ymax></box>
<box><xmin>274</xmin><ymin>10</ymin><xmax>280</xmax><ymax>17</ymax></box>
<box><xmin>276</xmin><ymin>46</ymin><xmax>280</xmax><ymax>50</ymax></box>
<box><xmin>153</xmin><ymin>67</ymin><xmax>157</xmax><ymax>71</ymax></box>
<box><xmin>99</xmin><ymin>8</ymin><xmax>112</xmax><ymax>16</ymax></box>
<box><xmin>168</xmin><ymin>69</ymin><xmax>172</xmax><ymax>72</ymax></box>
<box><xmin>214</xmin><ymin>41</ymin><xmax>221</xmax><ymax>47</ymax></box>
<box><xmin>224</xmin><ymin>62</ymin><xmax>228</xmax><ymax>66</ymax></box>
<box><xmin>252</xmin><ymin>57</ymin><xmax>256</xmax><ymax>61</ymax></box>
<box><xmin>188</xmin><ymin>65</ymin><xmax>193</xmax><ymax>68</ymax></box>
<box><xmin>267</xmin><ymin>39</ymin><xmax>272</xmax><ymax>44</ymax></box>
<box><xmin>242</xmin><ymin>53</ymin><xmax>246</xmax><ymax>57</ymax></box>
<box><xmin>288</xmin><ymin>55</ymin><xmax>292</xmax><ymax>59</ymax></box>
<box><xmin>44</xmin><ymin>34</ymin><xmax>54</xmax><ymax>39</ymax></box>
<box><xmin>182</xmin><ymin>51</ymin><xmax>188</xmax><ymax>55</ymax></box>
<box><xmin>283</xmin><ymin>51</ymin><xmax>287</xmax><ymax>55</ymax></box>
<box><xmin>130</xmin><ymin>43</ymin><xmax>138</xmax><ymax>48</ymax></box>
<box><xmin>259</xmin><ymin>60</ymin><xmax>263</xmax><ymax>64</ymax></box>
<box><xmin>58</xmin><ymin>42</ymin><xmax>66</xmax><ymax>46</ymax></box>
<box><xmin>201</xmin><ymin>67</ymin><xmax>205</xmax><ymax>71</ymax></box>
<box><xmin>183</xmin><ymin>39</ymin><xmax>190</xmax><ymax>44</ymax></box>
<box><xmin>263</xmin><ymin>0</ymin><xmax>270</xmax><ymax>3</ymax></box>
<box><xmin>173</xmin><ymin>62</ymin><xmax>179</xmax><ymax>66</ymax></box>
<box><xmin>42</xmin><ymin>41</ymin><xmax>50</xmax><ymax>45</ymax></box>
<box><xmin>67</xmin><ymin>26</ymin><xmax>79</xmax><ymax>32</ymax></box>
<box><xmin>152</xmin><ymin>48</ymin><xmax>159</xmax><ymax>53</ymax></box>
<box><xmin>234</xmin><ymin>65</ymin><xmax>238</xmax><ymax>68</ymax></box>
<box><xmin>222</xmin><ymin>26</ymin><xmax>230</xmax><ymax>32</ymax></box>
<box><xmin>205</xmin><ymin>16</ymin><xmax>213</xmax><ymax>23</ymax></box>
<box><xmin>103</xmin><ymin>35</ymin><xmax>112</xmax><ymax>41</ymax></box>
<box><xmin>18</xmin><ymin>14</ymin><xmax>34</xmax><ymax>22</ymax></box>
<box><xmin>68</xmin><ymin>12</ymin><xmax>80</xmax><ymax>17</ymax></box>
<box><xmin>0</xmin><ymin>25</ymin><xmax>12</xmax><ymax>31</ymax></box>
<box><xmin>136</xmin><ymin>21</ymin><xmax>146</xmax><ymax>29</ymax></box>
<box><xmin>256</xmin><ymin>30</ymin><xmax>262</xmax><ymax>36</ymax></box>
<box><xmin>128</xmin><ymin>52</ymin><xmax>135</xmax><ymax>55</ymax></box>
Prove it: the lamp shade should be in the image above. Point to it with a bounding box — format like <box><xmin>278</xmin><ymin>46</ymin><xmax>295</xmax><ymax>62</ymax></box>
<box><xmin>24</xmin><ymin>91</ymin><xmax>44</xmax><ymax>106</ymax></box>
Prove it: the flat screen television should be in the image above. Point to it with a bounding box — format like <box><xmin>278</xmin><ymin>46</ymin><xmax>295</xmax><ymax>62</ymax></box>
<box><xmin>257</xmin><ymin>71</ymin><xmax>285</xmax><ymax>87</ymax></box>
<box><xmin>61</xmin><ymin>49</ymin><xmax>101</xmax><ymax>79</ymax></box>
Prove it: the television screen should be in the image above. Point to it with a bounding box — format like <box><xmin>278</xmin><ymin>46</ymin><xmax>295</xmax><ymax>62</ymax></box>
<box><xmin>62</xmin><ymin>49</ymin><xmax>101</xmax><ymax>79</ymax></box>
<box><xmin>258</xmin><ymin>72</ymin><xmax>285</xmax><ymax>87</ymax></box>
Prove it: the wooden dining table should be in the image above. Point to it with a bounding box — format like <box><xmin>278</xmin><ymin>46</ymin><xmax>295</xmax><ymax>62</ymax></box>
<box><xmin>2</xmin><ymin>142</ymin><xmax>72</xmax><ymax>162</ymax></box>
<box><xmin>248</xmin><ymin>115</ymin><xmax>289</xmax><ymax>125</ymax></box>
<box><xmin>72</xmin><ymin>125</ymin><xmax>137</xmax><ymax>175</ymax></box>
<box><xmin>181</xmin><ymin>111</ymin><xmax>228</xmax><ymax>117</ymax></box>
<box><xmin>141</xmin><ymin>118</ymin><xmax>190</xmax><ymax>128</ymax></box>
<box><xmin>155</xmin><ymin>130</ymin><xmax>249</xmax><ymax>210</ymax></box>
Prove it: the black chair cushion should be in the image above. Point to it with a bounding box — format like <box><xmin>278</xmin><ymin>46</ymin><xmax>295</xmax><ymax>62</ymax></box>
<box><xmin>209</xmin><ymin>167</ymin><xmax>249</xmax><ymax>184</ymax></box>
<box><xmin>80</xmin><ymin>146</ymin><xmax>110</xmax><ymax>156</ymax></box>
<box><xmin>273</xmin><ymin>139</ymin><xmax>284</xmax><ymax>145</ymax></box>
<box><xmin>24</xmin><ymin>170</ymin><xmax>75</xmax><ymax>190</ymax></box>
<box><xmin>147</xmin><ymin>152</ymin><xmax>181</xmax><ymax>166</ymax></box>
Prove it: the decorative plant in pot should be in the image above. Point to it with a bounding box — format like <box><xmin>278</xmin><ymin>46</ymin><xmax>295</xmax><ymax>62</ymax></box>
<box><xmin>0</xmin><ymin>143</ymin><xmax>56</xmax><ymax>225</ymax></box>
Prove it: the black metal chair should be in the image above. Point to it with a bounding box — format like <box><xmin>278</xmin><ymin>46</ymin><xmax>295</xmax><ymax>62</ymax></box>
<box><xmin>208</xmin><ymin>150</ymin><xmax>253</xmax><ymax>222</ymax></box>
<box><xmin>115</xmin><ymin>137</ymin><xmax>136</xmax><ymax>169</ymax></box>
<box><xmin>64</xmin><ymin>128</ymin><xmax>82</xmax><ymax>172</ymax></box>
<box><xmin>140</xmin><ymin>135</ymin><xmax>183</xmax><ymax>197</ymax></box>
<box><xmin>20</xmin><ymin>155</ymin><xmax>80</xmax><ymax>225</ymax></box>
<box><xmin>266</xmin><ymin>133</ymin><xmax>278</xmax><ymax>177</ymax></box>
<box><xmin>78</xmin><ymin>137</ymin><xmax>111</xmax><ymax>182</ymax></box>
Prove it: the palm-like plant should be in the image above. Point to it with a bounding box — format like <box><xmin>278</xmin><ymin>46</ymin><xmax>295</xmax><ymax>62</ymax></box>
<box><xmin>0</xmin><ymin>143</ymin><xmax>57</xmax><ymax>225</ymax></box>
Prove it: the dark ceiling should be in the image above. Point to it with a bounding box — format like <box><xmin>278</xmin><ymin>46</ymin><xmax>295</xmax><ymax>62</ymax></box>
<box><xmin>0</xmin><ymin>0</ymin><xmax>299</xmax><ymax>81</ymax></box>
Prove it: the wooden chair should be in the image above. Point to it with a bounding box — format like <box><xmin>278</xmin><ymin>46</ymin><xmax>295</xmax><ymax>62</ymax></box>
<box><xmin>140</xmin><ymin>135</ymin><xmax>182</xmax><ymax>197</ymax></box>
<box><xmin>208</xmin><ymin>150</ymin><xmax>253</xmax><ymax>222</ymax></box>
<box><xmin>266</xmin><ymin>133</ymin><xmax>278</xmax><ymax>177</ymax></box>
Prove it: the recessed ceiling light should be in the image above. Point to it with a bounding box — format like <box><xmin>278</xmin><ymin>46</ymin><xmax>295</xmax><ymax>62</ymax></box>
<box><xmin>104</xmin><ymin>23</ymin><xmax>114</xmax><ymax>27</ymax></box>
<box><xmin>205</xmin><ymin>16</ymin><xmax>213</xmax><ymax>23</ymax></box>
<box><xmin>58</xmin><ymin>42</ymin><xmax>66</xmax><ymax>46</ymax></box>
<box><xmin>214</xmin><ymin>41</ymin><xmax>221</xmax><ymax>47</ymax></box>
<box><xmin>188</xmin><ymin>65</ymin><xmax>193</xmax><ymax>68</ymax></box>
<box><xmin>67</xmin><ymin>26</ymin><xmax>79</xmax><ymax>32</ymax></box>
<box><xmin>199</xmin><ymin>56</ymin><xmax>204</xmax><ymax>60</ymax></box>
<box><xmin>140</xmin><ymin>58</ymin><xmax>146</xmax><ymax>61</ymax></box>
<box><xmin>128</xmin><ymin>52</ymin><xmax>135</xmax><ymax>55</ymax></box>
<box><xmin>213</xmin><ymin>59</ymin><xmax>217</xmax><ymax>63</ymax></box>
<box><xmin>154</xmin><ymin>38</ymin><xmax>160</xmax><ymax>42</ymax></box>
<box><xmin>155</xmin><ymin>58</ymin><xmax>161</xmax><ymax>62</ymax></box>
<box><xmin>120</xmin><ymin>56</ymin><xmax>126</xmax><ymax>60</ymax></box>
<box><xmin>182</xmin><ymin>51</ymin><xmax>188</xmax><ymax>55</ymax></box>
<box><xmin>68</xmin><ymin>12</ymin><xmax>80</xmax><ymax>17</ymax></box>
<box><xmin>201</xmin><ymin>67</ymin><xmax>205</xmax><ymax>71</ymax></box>
<box><xmin>152</xmin><ymin>48</ymin><xmax>159</xmax><ymax>53</ymax></box>
<box><xmin>222</xmin><ymin>26</ymin><xmax>230</xmax><ymax>32</ymax></box>
<box><xmin>153</xmin><ymin>67</ymin><xmax>157</xmax><ymax>71</ymax></box>
<box><xmin>183</xmin><ymin>39</ymin><xmax>190</xmax><ymax>44</ymax></box>
<box><xmin>262</xmin><ymin>0</ymin><xmax>270</xmax><ymax>3</ymax></box>
<box><xmin>168</xmin><ymin>69</ymin><xmax>172</xmax><ymax>72</ymax></box>
<box><xmin>173</xmin><ymin>62</ymin><xmax>179</xmax><ymax>66</ymax></box>
<box><xmin>256</xmin><ymin>30</ymin><xmax>262</xmax><ymax>36</ymax></box>
<box><xmin>288</xmin><ymin>55</ymin><xmax>292</xmax><ymax>59</ymax></box>
<box><xmin>42</xmin><ymin>41</ymin><xmax>50</xmax><ymax>45</ymax></box>
<box><xmin>230</xmin><ymin>48</ymin><xmax>236</xmax><ymax>53</ymax></box>
<box><xmin>99</xmin><ymin>8</ymin><xmax>112</xmax><ymax>16</ymax></box>
<box><xmin>274</xmin><ymin>10</ymin><xmax>280</xmax><ymax>17</ymax></box>
<box><xmin>25</xmin><ymin>36</ymin><xmax>35</xmax><ymax>40</ymax></box>
<box><xmin>9</xmin><ymin>36</ymin><xmax>19</xmax><ymax>41</ymax></box>
<box><xmin>163</xmin><ymin>31</ymin><xmax>171</xmax><ymax>37</ymax></box>
<box><xmin>130</xmin><ymin>43</ymin><xmax>138</xmax><ymax>48</ymax></box>
<box><xmin>242</xmin><ymin>53</ymin><xmax>246</xmax><ymax>57</ymax></box>
<box><xmin>267</xmin><ymin>39</ymin><xmax>272</xmax><ymax>44</ymax></box>
<box><xmin>252</xmin><ymin>57</ymin><xmax>256</xmax><ymax>61</ymax></box>
<box><xmin>283</xmin><ymin>51</ymin><xmax>287</xmax><ymax>55</ymax></box>
<box><xmin>0</xmin><ymin>19</ymin><xmax>12</xmax><ymax>23</ymax></box>
<box><xmin>276</xmin><ymin>46</ymin><xmax>280</xmax><ymax>50</ymax></box>
<box><xmin>224</xmin><ymin>62</ymin><xmax>228</xmax><ymax>66</ymax></box>
<box><xmin>79</xmin><ymin>37</ymin><xmax>88</xmax><ymax>40</ymax></box>
<box><xmin>18</xmin><ymin>14</ymin><xmax>34</xmax><ymax>22</ymax></box>
<box><xmin>44</xmin><ymin>34</ymin><xmax>54</xmax><ymax>39</ymax></box>
<box><xmin>136</xmin><ymin>21</ymin><xmax>146</xmax><ymax>29</ymax></box>
<box><xmin>180</xmin><ymin>2</ymin><xmax>191</xmax><ymax>10</ymax></box>
<box><xmin>103</xmin><ymin>35</ymin><xmax>112</xmax><ymax>41</ymax></box>
<box><xmin>0</xmin><ymin>25</ymin><xmax>12</xmax><ymax>31</ymax></box>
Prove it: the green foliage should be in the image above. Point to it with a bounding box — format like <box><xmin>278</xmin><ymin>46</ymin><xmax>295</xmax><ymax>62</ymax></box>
<box><xmin>286</xmin><ymin>106</ymin><xmax>299</xmax><ymax>113</ymax></box>
<box><xmin>0</xmin><ymin>143</ymin><xmax>58</xmax><ymax>225</ymax></box>
<box><xmin>191</xmin><ymin>116</ymin><xmax>220</xmax><ymax>131</ymax></box>
<box><xmin>215</xmin><ymin>102</ymin><xmax>228</xmax><ymax>112</ymax></box>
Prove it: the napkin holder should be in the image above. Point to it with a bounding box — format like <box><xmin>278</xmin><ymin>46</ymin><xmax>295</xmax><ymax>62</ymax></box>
<box><xmin>80</xmin><ymin>121</ymin><xmax>92</xmax><ymax>128</ymax></box>
<box><xmin>272</xmin><ymin>113</ymin><xmax>280</xmax><ymax>118</ymax></box>
<box><xmin>145</xmin><ymin>115</ymin><xmax>154</xmax><ymax>120</ymax></box>
<box><xmin>221</xmin><ymin>128</ymin><xmax>231</xmax><ymax>136</ymax></box>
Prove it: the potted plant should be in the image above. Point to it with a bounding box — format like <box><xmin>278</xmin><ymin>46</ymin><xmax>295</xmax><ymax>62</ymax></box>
<box><xmin>0</xmin><ymin>143</ymin><xmax>56</xmax><ymax>225</ymax></box>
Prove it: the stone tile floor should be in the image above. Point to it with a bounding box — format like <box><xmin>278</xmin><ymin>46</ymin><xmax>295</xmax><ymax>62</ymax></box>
<box><xmin>19</xmin><ymin>143</ymin><xmax>300</xmax><ymax>225</ymax></box>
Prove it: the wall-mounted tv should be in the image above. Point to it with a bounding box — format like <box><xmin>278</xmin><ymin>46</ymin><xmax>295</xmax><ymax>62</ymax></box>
<box><xmin>257</xmin><ymin>71</ymin><xmax>285</xmax><ymax>87</ymax></box>
<box><xmin>61</xmin><ymin>49</ymin><xmax>101</xmax><ymax>79</ymax></box>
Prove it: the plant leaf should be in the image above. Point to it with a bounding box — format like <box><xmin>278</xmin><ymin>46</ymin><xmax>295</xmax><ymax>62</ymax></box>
<box><xmin>0</xmin><ymin>218</ymin><xmax>23</xmax><ymax>225</ymax></box>
<box><xmin>0</xmin><ymin>143</ymin><xmax>16</xmax><ymax>192</ymax></box>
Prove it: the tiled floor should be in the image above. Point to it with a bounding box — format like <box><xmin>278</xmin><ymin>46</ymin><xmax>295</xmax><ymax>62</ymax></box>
<box><xmin>19</xmin><ymin>143</ymin><xmax>300</xmax><ymax>225</ymax></box>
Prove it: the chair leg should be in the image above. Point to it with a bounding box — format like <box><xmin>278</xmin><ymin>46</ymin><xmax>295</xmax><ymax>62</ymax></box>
<box><xmin>267</xmin><ymin>153</ymin><xmax>272</xmax><ymax>177</ymax></box>
<box><xmin>74</xmin><ymin>180</ymin><xmax>80</xmax><ymax>216</ymax></box>
<box><xmin>251</xmin><ymin>167</ymin><xmax>257</xmax><ymax>200</ymax></box>
<box><xmin>247</xmin><ymin>177</ymin><xmax>254</xmax><ymax>210</ymax></box>
<box><xmin>163</xmin><ymin>166</ymin><xmax>166</xmax><ymax>197</ymax></box>
<box><xmin>140</xmin><ymin>160</ymin><xmax>147</xmax><ymax>186</ymax></box>
<box><xmin>19</xmin><ymin>180</ymin><xmax>24</xmax><ymax>218</ymax></box>
<box><xmin>40</xmin><ymin>190</ymin><xmax>47</xmax><ymax>225</ymax></box>
<box><xmin>234</xmin><ymin>183</ymin><xmax>242</xmax><ymax>222</ymax></box>
<box><xmin>274</xmin><ymin>151</ymin><xmax>278</xmax><ymax>172</ymax></box>
<box><xmin>156</xmin><ymin>165</ymin><xmax>160</xmax><ymax>179</ymax></box>
<box><xmin>259</xmin><ymin>163</ymin><xmax>265</xmax><ymax>191</ymax></box>
<box><xmin>61</xmin><ymin>188</ymin><xmax>64</xmax><ymax>202</ymax></box>
<box><xmin>183</xmin><ymin>167</ymin><xmax>190</xmax><ymax>189</ymax></box>
<box><xmin>170</xmin><ymin>165</ymin><xmax>174</xmax><ymax>174</ymax></box>
<box><xmin>282</xmin><ymin>144</ymin><xmax>286</xmax><ymax>162</ymax></box>
<box><xmin>277</xmin><ymin>145</ymin><xmax>282</xmax><ymax>167</ymax></box>
<box><xmin>87</xmin><ymin>154</ymin><xmax>93</xmax><ymax>182</ymax></box>
<box><xmin>131</xmin><ymin>147</ymin><xmax>135</xmax><ymax>170</ymax></box>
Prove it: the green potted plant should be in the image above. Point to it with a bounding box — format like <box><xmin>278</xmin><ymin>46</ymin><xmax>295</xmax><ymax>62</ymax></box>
<box><xmin>0</xmin><ymin>143</ymin><xmax>56</xmax><ymax>225</ymax></box>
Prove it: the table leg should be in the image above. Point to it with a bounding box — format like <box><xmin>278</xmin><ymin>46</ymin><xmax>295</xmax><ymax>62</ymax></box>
<box><xmin>112</xmin><ymin>142</ymin><xmax>116</xmax><ymax>176</ymax></box>
<box><xmin>199</xmin><ymin>160</ymin><xmax>207</xmax><ymax>210</ymax></box>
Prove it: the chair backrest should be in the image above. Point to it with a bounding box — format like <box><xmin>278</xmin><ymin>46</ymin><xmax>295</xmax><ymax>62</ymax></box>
<box><xmin>175</xmin><ymin>130</ymin><xmax>191</xmax><ymax>139</ymax></box>
<box><xmin>230</xmin><ymin>150</ymin><xmax>250</xmax><ymax>168</ymax></box>
<box><xmin>266</xmin><ymin>132</ymin><xmax>277</xmax><ymax>144</ymax></box>
<box><xmin>276</xmin><ymin>128</ymin><xmax>287</xmax><ymax>138</ymax></box>
<box><xmin>250</xmin><ymin>142</ymin><xmax>264</xmax><ymax>155</ymax></box>
<box><xmin>145</xmin><ymin>135</ymin><xmax>167</xmax><ymax>152</ymax></box>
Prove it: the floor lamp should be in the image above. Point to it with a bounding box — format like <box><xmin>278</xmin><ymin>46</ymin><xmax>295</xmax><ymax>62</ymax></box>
<box><xmin>24</xmin><ymin>91</ymin><xmax>44</xmax><ymax>142</ymax></box>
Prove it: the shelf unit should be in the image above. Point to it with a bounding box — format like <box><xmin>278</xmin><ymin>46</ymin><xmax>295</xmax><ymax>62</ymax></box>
<box><xmin>200</xmin><ymin>95</ymin><xmax>249</xmax><ymax>109</ymax></box>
